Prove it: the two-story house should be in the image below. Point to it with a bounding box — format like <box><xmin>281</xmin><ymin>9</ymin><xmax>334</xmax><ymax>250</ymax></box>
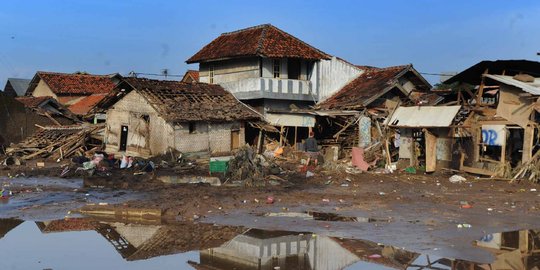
<box><xmin>186</xmin><ymin>24</ymin><xmax>362</xmax><ymax>145</ymax></box>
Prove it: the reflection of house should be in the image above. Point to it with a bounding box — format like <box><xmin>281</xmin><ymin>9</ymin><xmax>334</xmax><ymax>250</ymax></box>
<box><xmin>104</xmin><ymin>77</ymin><xmax>261</xmax><ymax>157</ymax></box>
<box><xmin>186</xmin><ymin>24</ymin><xmax>362</xmax><ymax>146</ymax></box>
<box><xmin>191</xmin><ymin>229</ymin><xmax>418</xmax><ymax>270</ymax></box>
<box><xmin>97</xmin><ymin>222</ymin><xmax>244</xmax><ymax>261</ymax></box>
<box><xmin>26</xmin><ymin>71</ymin><xmax>121</xmax><ymax>119</ymax></box>
<box><xmin>3</xmin><ymin>78</ymin><xmax>31</xmax><ymax>97</ymax></box>
<box><xmin>0</xmin><ymin>219</ymin><xmax>23</xmax><ymax>239</ymax></box>
<box><xmin>35</xmin><ymin>218</ymin><xmax>97</xmax><ymax>233</ymax></box>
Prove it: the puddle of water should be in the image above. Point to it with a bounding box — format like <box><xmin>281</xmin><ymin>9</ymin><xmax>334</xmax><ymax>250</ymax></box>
<box><xmin>0</xmin><ymin>177</ymin><xmax>144</xmax><ymax>220</ymax></box>
<box><xmin>1</xmin><ymin>217</ymin><xmax>538</xmax><ymax>269</ymax></box>
<box><xmin>264</xmin><ymin>210</ymin><xmax>392</xmax><ymax>223</ymax></box>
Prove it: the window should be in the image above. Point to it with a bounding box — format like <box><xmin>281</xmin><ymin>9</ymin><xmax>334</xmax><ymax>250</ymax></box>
<box><xmin>189</xmin><ymin>122</ymin><xmax>196</xmax><ymax>134</ymax></box>
<box><xmin>209</xmin><ymin>65</ymin><xmax>214</xmax><ymax>84</ymax></box>
<box><xmin>273</xmin><ymin>59</ymin><xmax>281</xmax><ymax>78</ymax></box>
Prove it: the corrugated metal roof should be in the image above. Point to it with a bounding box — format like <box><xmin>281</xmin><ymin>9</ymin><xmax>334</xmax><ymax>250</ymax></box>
<box><xmin>484</xmin><ymin>74</ymin><xmax>540</xmax><ymax>95</ymax></box>
<box><xmin>387</xmin><ymin>106</ymin><xmax>461</xmax><ymax>128</ymax></box>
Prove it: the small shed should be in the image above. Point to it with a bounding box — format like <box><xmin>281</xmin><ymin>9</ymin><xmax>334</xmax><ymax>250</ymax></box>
<box><xmin>104</xmin><ymin>77</ymin><xmax>261</xmax><ymax>157</ymax></box>
<box><xmin>388</xmin><ymin>105</ymin><xmax>461</xmax><ymax>172</ymax></box>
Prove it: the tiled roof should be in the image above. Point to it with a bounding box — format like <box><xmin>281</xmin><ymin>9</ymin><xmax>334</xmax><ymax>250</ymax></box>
<box><xmin>317</xmin><ymin>65</ymin><xmax>412</xmax><ymax>110</ymax></box>
<box><xmin>122</xmin><ymin>77</ymin><xmax>261</xmax><ymax>122</ymax></box>
<box><xmin>29</xmin><ymin>72</ymin><xmax>117</xmax><ymax>95</ymax></box>
<box><xmin>186</xmin><ymin>24</ymin><xmax>331</xmax><ymax>63</ymax></box>
<box><xmin>68</xmin><ymin>94</ymin><xmax>108</xmax><ymax>115</ymax></box>
<box><xmin>15</xmin><ymin>96</ymin><xmax>54</xmax><ymax>109</ymax></box>
<box><xmin>182</xmin><ymin>70</ymin><xmax>199</xmax><ymax>82</ymax></box>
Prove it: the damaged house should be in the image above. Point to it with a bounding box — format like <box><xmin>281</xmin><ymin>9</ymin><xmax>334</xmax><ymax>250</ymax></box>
<box><xmin>26</xmin><ymin>71</ymin><xmax>121</xmax><ymax>121</ymax></box>
<box><xmin>314</xmin><ymin>65</ymin><xmax>433</xmax><ymax>167</ymax></box>
<box><xmin>186</xmin><ymin>24</ymin><xmax>363</xmax><ymax>146</ymax></box>
<box><xmin>103</xmin><ymin>77</ymin><xmax>261</xmax><ymax>157</ymax></box>
<box><xmin>442</xmin><ymin>60</ymin><xmax>540</xmax><ymax>179</ymax></box>
<box><xmin>0</xmin><ymin>92</ymin><xmax>76</xmax><ymax>148</ymax></box>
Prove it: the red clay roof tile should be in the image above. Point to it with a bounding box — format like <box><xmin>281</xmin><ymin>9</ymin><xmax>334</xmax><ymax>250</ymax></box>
<box><xmin>31</xmin><ymin>72</ymin><xmax>117</xmax><ymax>95</ymax></box>
<box><xmin>317</xmin><ymin>65</ymin><xmax>411</xmax><ymax>110</ymax></box>
<box><xmin>68</xmin><ymin>94</ymin><xmax>108</xmax><ymax>115</ymax></box>
<box><xmin>187</xmin><ymin>24</ymin><xmax>330</xmax><ymax>63</ymax></box>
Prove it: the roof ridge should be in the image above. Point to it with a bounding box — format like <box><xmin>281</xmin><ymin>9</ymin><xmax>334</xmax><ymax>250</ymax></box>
<box><xmin>256</xmin><ymin>25</ymin><xmax>269</xmax><ymax>55</ymax></box>
<box><xmin>266</xmin><ymin>25</ymin><xmax>331</xmax><ymax>59</ymax></box>
<box><xmin>221</xmin><ymin>23</ymin><xmax>271</xmax><ymax>36</ymax></box>
<box><xmin>37</xmin><ymin>71</ymin><xmax>110</xmax><ymax>77</ymax></box>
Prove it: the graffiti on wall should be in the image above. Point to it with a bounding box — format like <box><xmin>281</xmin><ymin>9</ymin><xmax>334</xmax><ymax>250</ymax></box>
<box><xmin>481</xmin><ymin>125</ymin><xmax>506</xmax><ymax>146</ymax></box>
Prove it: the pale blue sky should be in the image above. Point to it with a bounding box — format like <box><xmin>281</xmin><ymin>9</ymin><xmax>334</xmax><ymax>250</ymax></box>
<box><xmin>1</xmin><ymin>0</ymin><xmax>539</xmax><ymax>87</ymax></box>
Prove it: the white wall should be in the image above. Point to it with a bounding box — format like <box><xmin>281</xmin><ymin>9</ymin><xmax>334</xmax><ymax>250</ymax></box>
<box><xmin>317</xmin><ymin>56</ymin><xmax>363</xmax><ymax>102</ymax></box>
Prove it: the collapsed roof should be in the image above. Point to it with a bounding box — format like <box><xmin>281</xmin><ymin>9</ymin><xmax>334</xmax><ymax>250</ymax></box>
<box><xmin>120</xmin><ymin>77</ymin><xmax>261</xmax><ymax>123</ymax></box>
<box><xmin>186</xmin><ymin>24</ymin><xmax>331</xmax><ymax>63</ymax></box>
<box><xmin>444</xmin><ymin>60</ymin><xmax>540</xmax><ymax>85</ymax></box>
<box><xmin>317</xmin><ymin>65</ymin><xmax>431</xmax><ymax>110</ymax></box>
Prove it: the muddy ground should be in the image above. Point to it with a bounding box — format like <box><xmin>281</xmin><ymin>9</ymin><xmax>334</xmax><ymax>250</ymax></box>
<box><xmin>1</xmin><ymin>159</ymin><xmax>540</xmax><ymax>264</ymax></box>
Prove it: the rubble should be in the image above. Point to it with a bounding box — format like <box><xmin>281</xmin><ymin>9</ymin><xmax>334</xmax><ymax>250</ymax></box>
<box><xmin>4</xmin><ymin>124</ymin><xmax>104</xmax><ymax>161</ymax></box>
<box><xmin>225</xmin><ymin>146</ymin><xmax>282</xmax><ymax>187</ymax></box>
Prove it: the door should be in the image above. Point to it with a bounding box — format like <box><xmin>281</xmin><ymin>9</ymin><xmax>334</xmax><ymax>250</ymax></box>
<box><xmin>425</xmin><ymin>130</ymin><xmax>437</xmax><ymax>172</ymax></box>
<box><xmin>119</xmin><ymin>125</ymin><xmax>128</xmax><ymax>151</ymax></box>
<box><xmin>231</xmin><ymin>130</ymin><xmax>240</xmax><ymax>150</ymax></box>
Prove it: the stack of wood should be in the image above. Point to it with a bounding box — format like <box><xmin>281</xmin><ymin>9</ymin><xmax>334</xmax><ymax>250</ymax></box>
<box><xmin>5</xmin><ymin>124</ymin><xmax>104</xmax><ymax>160</ymax></box>
<box><xmin>512</xmin><ymin>150</ymin><xmax>540</xmax><ymax>183</ymax></box>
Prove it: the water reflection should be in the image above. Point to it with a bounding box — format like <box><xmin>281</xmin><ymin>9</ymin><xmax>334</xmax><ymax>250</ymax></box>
<box><xmin>0</xmin><ymin>218</ymin><xmax>539</xmax><ymax>269</ymax></box>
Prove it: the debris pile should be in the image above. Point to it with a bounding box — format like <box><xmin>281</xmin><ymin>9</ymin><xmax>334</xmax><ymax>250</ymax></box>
<box><xmin>512</xmin><ymin>151</ymin><xmax>540</xmax><ymax>183</ymax></box>
<box><xmin>226</xmin><ymin>146</ymin><xmax>281</xmax><ymax>186</ymax></box>
<box><xmin>4</xmin><ymin>124</ymin><xmax>104</xmax><ymax>161</ymax></box>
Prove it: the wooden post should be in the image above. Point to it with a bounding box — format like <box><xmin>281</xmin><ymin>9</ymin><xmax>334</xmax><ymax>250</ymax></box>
<box><xmin>519</xmin><ymin>230</ymin><xmax>529</xmax><ymax>253</ymax></box>
<box><xmin>475</xmin><ymin>68</ymin><xmax>489</xmax><ymax>106</ymax></box>
<box><xmin>473</xmin><ymin>125</ymin><xmax>481</xmax><ymax>162</ymax></box>
<box><xmin>294</xmin><ymin>126</ymin><xmax>298</xmax><ymax>149</ymax></box>
<box><xmin>500</xmin><ymin>127</ymin><xmax>507</xmax><ymax>165</ymax></box>
<box><xmin>256</xmin><ymin>129</ymin><xmax>263</xmax><ymax>154</ymax></box>
<box><xmin>522</xmin><ymin>125</ymin><xmax>534</xmax><ymax>163</ymax></box>
<box><xmin>424</xmin><ymin>129</ymin><xmax>437</xmax><ymax>172</ymax></box>
<box><xmin>279</xmin><ymin>126</ymin><xmax>284</xmax><ymax>146</ymax></box>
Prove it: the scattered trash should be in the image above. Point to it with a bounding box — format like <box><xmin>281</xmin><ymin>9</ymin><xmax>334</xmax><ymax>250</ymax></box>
<box><xmin>368</xmin><ymin>254</ymin><xmax>382</xmax><ymax>259</ymax></box>
<box><xmin>487</xmin><ymin>208</ymin><xmax>493</xmax><ymax>211</ymax></box>
<box><xmin>379</xmin><ymin>192</ymin><xmax>386</xmax><ymax>196</ymax></box>
<box><xmin>459</xmin><ymin>201</ymin><xmax>472</xmax><ymax>209</ymax></box>
<box><xmin>340</xmin><ymin>183</ymin><xmax>349</xmax><ymax>187</ymax></box>
<box><xmin>266</xmin><ymin>196</ymin><xmax>274</xmax><ymax>204</ymax></box>
<box><xmin>531</xmin><ymin>189</ymin><xmax>537</xmax><ymax>192</ymax></box>
<box><xmin>0</xmin><ymin>189</ymin><xmax>12</xmax><ymax>198</ymax></box>
<box><xmin>322</xmin><ymin>199</ymin><xmax>330</xmax><ymax>202</ymax></box>
<box><xmin>404</xmin><ymin>167</ymin><xmax>416</xmax><ymax>174</ymax></box>
<box><xmin>306</xmin><ymin>171</ymin><xmax>314</xmax><ymax>178</ymax></box>
<box><xmin>449</xmin><ymin>175</ymin><xmax>467</xmax><ymax>184</ymax></box>
<box><xmin>457</xmin><ymin>223</ymin><xmax>472</xmax><ymax>228</ymax></box>
<box><xmin>325</xmin><ymin>180</ymin><xmax>333</xmax><ymax>185</ymax></box>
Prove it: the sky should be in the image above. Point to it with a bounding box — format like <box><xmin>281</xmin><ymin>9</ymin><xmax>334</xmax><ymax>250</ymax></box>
<box><xmin>0</xmin><ymin>0</ymin><xmax>539</xmax><ymax>87</ymax></box>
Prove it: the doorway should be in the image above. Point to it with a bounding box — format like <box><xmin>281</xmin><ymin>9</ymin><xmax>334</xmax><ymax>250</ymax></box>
<box><xmin>119</xmin><ymin>125</ymin><xmax>128</xmax><ymax>152</ymax></box>
<box><xmin>287</xmin><ymin>58</ymin><xmax>301</xmax><ymax>80</ymax></box>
